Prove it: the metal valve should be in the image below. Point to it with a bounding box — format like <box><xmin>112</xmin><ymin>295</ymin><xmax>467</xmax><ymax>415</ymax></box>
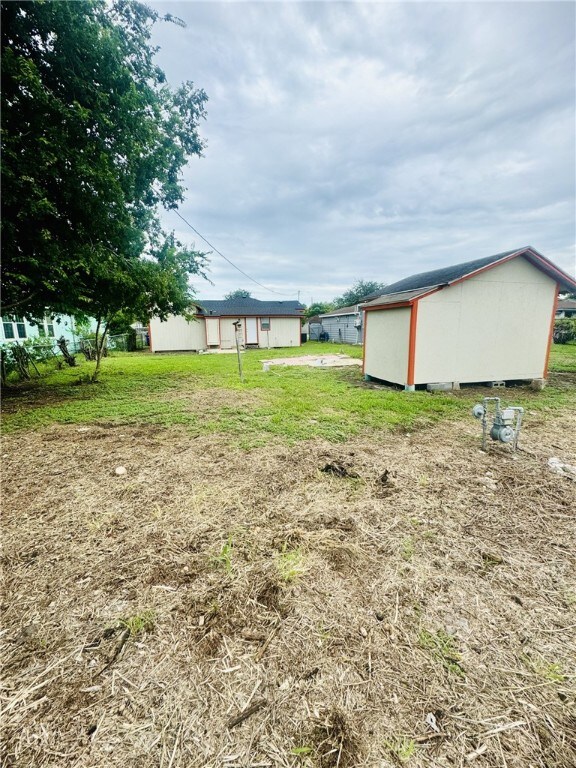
<box><xmin>472</xmin><ymin>397</ymin><xmax>524</xmax><ymax>451</ymax></box>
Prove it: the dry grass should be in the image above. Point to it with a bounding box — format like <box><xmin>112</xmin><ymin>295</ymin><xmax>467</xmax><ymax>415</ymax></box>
<box><xmin>1</xmin><ymin>409</ymin><xmax>575</xmax><ymax>767</ymax></box>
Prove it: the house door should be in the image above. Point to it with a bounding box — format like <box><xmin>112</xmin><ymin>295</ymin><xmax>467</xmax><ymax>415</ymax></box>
<box><xmin>205</xmin><ymin>317</ymin><xmax>220</xmax><ymax>346</ymax></box>
<box><xmin>246</xmin><ymin>317</ymin><xmax>258</xmax><ymax>345</ymax></box>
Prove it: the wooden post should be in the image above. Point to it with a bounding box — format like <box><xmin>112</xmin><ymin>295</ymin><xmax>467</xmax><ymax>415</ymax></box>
<box><xmin>233</xmin><ymin>320</ymin><xmax>244</xmax><ymax>382</ymax></box>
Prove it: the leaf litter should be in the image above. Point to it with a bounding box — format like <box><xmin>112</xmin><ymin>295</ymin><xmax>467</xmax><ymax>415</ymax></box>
<box><xmin>1</xmin><ymin>410</ymin><xmax>575</xmax><ymax>767</ymax></box>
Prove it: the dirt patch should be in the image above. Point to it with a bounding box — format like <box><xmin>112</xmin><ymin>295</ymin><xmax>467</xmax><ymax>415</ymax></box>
<box><xmin>1</xmin><ymin>413</ymin><xmax>576</xmax><ymax>767</ymax></box>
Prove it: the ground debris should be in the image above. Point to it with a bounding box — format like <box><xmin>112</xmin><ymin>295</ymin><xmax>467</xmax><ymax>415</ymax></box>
<box><xmin>2</xmin><ymin>411</ymin><xmax>575</xmax><ymax>768</ymax></box>
<box><xmin>320</xmin><ymin>460</ymin><xmax>359</xmax><ymax>478</ymax></box>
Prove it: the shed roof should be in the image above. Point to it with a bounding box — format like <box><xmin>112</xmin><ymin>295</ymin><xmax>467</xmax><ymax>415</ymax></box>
<box><xmin>320</xmin><ymin>304</ymin><xmax>359</xmax><ymax>317</ymax></box>
<box><xmin>196</xmin><ymin>298</ymin><xmax>305</xmax><ymax>317</ymax></box>
<box><xmin>362</xmin><ymin>288</ymin><xmax>432</xmax><ymax>308</ymax></box>
<box><xmin>362</xmin><ymin>247</ymin><xmax>576</xmax><ymax>310</ymax></box>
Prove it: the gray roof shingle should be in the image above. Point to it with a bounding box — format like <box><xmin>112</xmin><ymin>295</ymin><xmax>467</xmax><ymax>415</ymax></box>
<box><xmin>363</xmin><ymin>247</ymin><xmax>576</xmax><ymax>305</ymax></box>
<box><xmin>196</xmin><ymin>297</ymin><xmax>305</xmax><ymax>317</ymax></box>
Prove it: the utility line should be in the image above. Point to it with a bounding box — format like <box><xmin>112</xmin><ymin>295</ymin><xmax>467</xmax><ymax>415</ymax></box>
<box><xmin>173</xmin><ymin>209</ymin><xmax>295</xmax><ymax>297</ymax></box>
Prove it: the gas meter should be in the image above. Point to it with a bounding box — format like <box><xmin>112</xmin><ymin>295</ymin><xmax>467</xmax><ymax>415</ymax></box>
<box><xmin>472</xmin><ymin>397</ymin><xmax>524</xmax><ymax>451</ymax></box>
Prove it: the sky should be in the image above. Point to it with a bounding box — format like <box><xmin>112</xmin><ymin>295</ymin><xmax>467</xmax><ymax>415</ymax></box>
<box><xmin>148</xmin><ymin>1</ymin><xmax>576</xmax><ymax>304</ymax></box>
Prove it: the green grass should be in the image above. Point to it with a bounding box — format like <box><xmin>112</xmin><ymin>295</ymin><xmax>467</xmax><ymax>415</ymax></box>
<box><xmin>548</xmin><ymin>341</ymin><xmax>576</xmax><ymax>372</ymax></box>
<box><xmin>2</xmin><ymin>342</ymin><xmax>574</xmax><ymax>444</ymax></box>
<box><xmin>418</xmin><ymin>628</ymin><xmax>465</xmax><ymax>677</ymax></box>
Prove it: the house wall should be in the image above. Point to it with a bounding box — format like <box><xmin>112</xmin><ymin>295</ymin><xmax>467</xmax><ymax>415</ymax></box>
<box><xmin>150</xmin><ymin>314</ymin><xmax>302</xmax><ymax>351</ymax></box>
<box><xmin>414</xmin><ymin>257</ymin><xmax>557</xmax><ymax>384</ymax></box>
<box><xmin>218</xmin><ymin>318</ymin><xmax>237</xmax><ymax>349</ymax></box>
<box><xmin>0</xmin><ymin>314</ymin><xmax>92</xmax><ymax>348</ymax></box>
<box><xmin>257</xmin><ymin>317</ymin><xmax>301</xmax><ymax>348</ymax></box>
<box><xmin>320</xmin><ymin>313</ymin><xmax>362</xmax><ymax>344</ymax></box>
<box><xmin>363</xmin><ymin>307</ymin><xmax>411</xmax><ymax>384</ymax></box>
<box><xmin>149</xmin><ymin>314</ymin><xmax>206</xmax><ymax>352</ymax></box>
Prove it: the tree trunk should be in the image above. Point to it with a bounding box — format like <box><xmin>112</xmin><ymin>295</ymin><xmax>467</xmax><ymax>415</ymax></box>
<box><xmin>91</xmin><ymin>319</ymin><xmax>109</xmax><ymax>382</ymax></box>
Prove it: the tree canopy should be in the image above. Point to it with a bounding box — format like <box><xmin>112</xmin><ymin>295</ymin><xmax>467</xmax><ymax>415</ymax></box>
<box><xmin>1</xmin><ymin>0</ymin><xmax>208</xmax><ymax>337</ymax></box>
<box><xmin>224</xmin><ymin>289</ymin><xmax>252</xmax><ymax>300</ymax></box>
<box><xmin>332</xmin><ymin>280</ymin><xmax>387</xmax><ymax>309</ymax></box>
<box><xmin>304</xmin><ymin>301</ymin><xmax>334</xmax><ymax>319</ymax></box>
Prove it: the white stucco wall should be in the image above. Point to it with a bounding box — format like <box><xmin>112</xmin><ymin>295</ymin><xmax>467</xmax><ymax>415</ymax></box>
<box><xmin>414</xmin><ymin>257</ymin><xmax>557</xmax><ymax>384</ymax></box>
<box><xmin>149</xmin><ymin>315</ymin><xmax>206</xmax><ymax>352</ymax></box>
<box><xmin>363</xmin><ymin>307</ymin><xmax>411</xmax><ymax>384</ymax></box>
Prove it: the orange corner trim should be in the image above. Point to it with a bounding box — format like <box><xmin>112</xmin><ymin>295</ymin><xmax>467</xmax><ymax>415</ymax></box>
<box><xmin>406</xmin><ymin>301</ymin><xmax>419</xmax><ymax>386</ymax></box>
<box><xmin>543</xmin><ymin>284</ymin><xmax>560</xmax><ymax>378</ymax></box>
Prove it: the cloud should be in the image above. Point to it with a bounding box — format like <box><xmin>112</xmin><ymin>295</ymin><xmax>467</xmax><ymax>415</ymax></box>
<box><xmin>150</xmin><ymin>1</ymin><xmax>575</xmax><ymax>302</ymax></box>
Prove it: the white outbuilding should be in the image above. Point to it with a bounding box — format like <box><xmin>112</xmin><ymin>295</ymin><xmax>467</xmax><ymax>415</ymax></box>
<box><xmin>149</xmin><ymin>297</ymin><xmax>304</xmax><ymax>352</ymax></box>
<box><xmin>361</xmin><ymin>246</ymin><xmax>576</xmax><ymax>390</ymax></box>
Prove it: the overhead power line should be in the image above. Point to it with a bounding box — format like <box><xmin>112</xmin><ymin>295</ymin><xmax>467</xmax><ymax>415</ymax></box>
<box><xmin>173</xmin><ymin>210</ymin><xmax>295</xmax><ymax>297</ymax></box>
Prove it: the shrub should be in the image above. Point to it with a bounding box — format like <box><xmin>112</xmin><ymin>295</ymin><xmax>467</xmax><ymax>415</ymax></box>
<box><xmin>553</xmin><ymin>318</ymin><xmax>576</xmax><ymax>344</ymax></box>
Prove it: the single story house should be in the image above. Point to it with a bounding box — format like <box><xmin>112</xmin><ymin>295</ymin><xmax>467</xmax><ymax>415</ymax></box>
<box><xmin>556</xmin><ymin>298</ymin><xmax>576</xmax><ymax>318</ymax></box>
<box><xmin>149</xmin><ymin>298</ymin><xmax>305</xmax><ymax>353</ymax></box>
<box><xmin>318</xmin><ymin>304</ymin><xmax>363</xmax><ymax>344</ymax></box>
<box><xmin>317</xmin><ymin>291</ymin><xmax>387</xmax><ymax>344</ymax></box>
<box><xmin>362</xmin><ymin>246</ymin><xmax>576</xmax><ymax>390</ymax></box>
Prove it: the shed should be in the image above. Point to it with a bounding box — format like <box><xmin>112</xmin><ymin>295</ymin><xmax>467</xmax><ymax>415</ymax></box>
<box><xmin>361</xmin><ymin>246</ymin><xmax>576</xmax><ymax>390</ymax></box>
<box><xmin>149</xmin><ymin>298</ymin><xmax>305</xmax><ymax>353</ymax></box>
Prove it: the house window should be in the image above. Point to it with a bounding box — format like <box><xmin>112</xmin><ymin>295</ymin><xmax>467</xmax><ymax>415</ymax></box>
<box><xmin>2</xmin><ymin>318</ymin><xmax>15</xmax><ymax>339</ymax></box>
<box><xmin>260</xmin><ymin>317</ymin><xmax>270</xmax><ymax>331</ymax></box>
<box><xmin>15</xmin><ymin>317</ymin><xmax>27</xmax><ymax>339</ymax></box>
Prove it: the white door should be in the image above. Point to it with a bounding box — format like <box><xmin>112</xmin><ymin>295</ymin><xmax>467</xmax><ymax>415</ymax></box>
<box><xmin>206</xmin><ymin>317</ymin><xmax>220</xmax><ymax>346</ymax></box>
<box><xmin>246</xmin><ymin>317</ymin><xmax>258</xmax><ymax>344</ymax></box>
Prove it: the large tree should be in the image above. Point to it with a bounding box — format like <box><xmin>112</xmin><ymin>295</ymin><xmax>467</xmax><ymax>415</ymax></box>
<box><xmin>1</xmin><ymin>0</ymin><xmax>208</xmax><ymax>374</ymax></box>
<box><xmin>333</xmin><ymin>280</ymin><xmax>387</xmax><ymax>309</ymax></box>
<box><xmin>224</xmin><ymin>289</ymin><xmax>252</xmax><ymax>300</ymax></box>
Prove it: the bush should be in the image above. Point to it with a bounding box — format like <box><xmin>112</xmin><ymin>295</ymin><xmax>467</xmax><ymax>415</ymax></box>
<box><xmin>553</xmin><ymin>318</ymin><xmax>576</xmax><ymax>344</ymax></box>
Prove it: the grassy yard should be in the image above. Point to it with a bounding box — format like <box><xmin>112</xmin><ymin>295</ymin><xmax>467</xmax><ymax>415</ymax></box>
<box><xmin>2</xmin><ymin>341</ymin><xmax>575</xmax><ymax>445</ymax></box>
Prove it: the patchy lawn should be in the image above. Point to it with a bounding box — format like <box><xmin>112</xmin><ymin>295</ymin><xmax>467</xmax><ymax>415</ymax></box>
<box><xmin>2</xmin><ymin>342</ymin><xmax>575</xmax><ymax>445</ymax></box>
<box><xmin>1</xmin><ymin>342</ymin><xmax>575</xmax><ymax>767</ymax></box>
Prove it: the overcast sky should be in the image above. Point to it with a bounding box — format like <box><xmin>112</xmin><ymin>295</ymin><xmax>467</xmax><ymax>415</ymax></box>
<box><xmin>149</xmin><ymin>1</ymin><xmax>576</xmax><ymax>304</ymax></box>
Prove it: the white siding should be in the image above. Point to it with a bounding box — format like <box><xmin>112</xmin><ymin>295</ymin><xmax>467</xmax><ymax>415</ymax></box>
<box><xmin>150</xmin><ymin>315</ymin><xmax>206</xmax><ymax>352</ymax></box>
<box><xmin>320</xmin><ymin>313</ymin><xmax>362</xmax><ymax>344</ymax></box>
<box><xmin>205</xmin><ymin>318</ymin><xmax>220</xmax><ymax>346</ymax></box>
<box><xmin>150</xmin><ymin>314</ymin><xmax>302</xmax><ymax>351</ymax></box>
<box><xmin>218</xmin><ymin>319</ymin><xmax>237</xmax><ymax>349</ymax></box>
<box><xmin>363</xmin><ymin>307</ymin><xmax>411</xmax><ymax>384</ymax></box>
<box><xmin>259</xmin><ymin>317</ymin><xmax>301</xmax><ymax>348</ymax></box>
<box><xmin>415</xmin><ymin>257</ymin><xmax>556</xmax><ymax>384</ymax></box>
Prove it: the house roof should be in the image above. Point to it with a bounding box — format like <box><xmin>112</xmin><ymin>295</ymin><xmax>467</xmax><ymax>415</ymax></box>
<box><xmin>196</xmin><ymin>297</ymin><xmax>305</xmax><ymax>317</ymax></box>
<box><xmin>320</xmin><ymin>304</ymin><xmax>359</xmax><ymax>317</ymax></box>
<box><xmin>557</xmin><ymin>298</ymin><xmax>576</xmax><ymax>310</ymax></box>
<box><xmin>361</xmin><ymin>247</ymin><xmax>576</xmax><ymax>310</ymax></box>
<box><xmin>362</xmin><ymin>288</ymin><xmax>432</xmax><ymax>308</ymax></box>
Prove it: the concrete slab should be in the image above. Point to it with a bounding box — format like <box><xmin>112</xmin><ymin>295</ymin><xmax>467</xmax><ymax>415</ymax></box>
<box><xmin>261</xmin><ymin>354</ymin><xmax>362</xmax><ymax>369</ymax></box>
